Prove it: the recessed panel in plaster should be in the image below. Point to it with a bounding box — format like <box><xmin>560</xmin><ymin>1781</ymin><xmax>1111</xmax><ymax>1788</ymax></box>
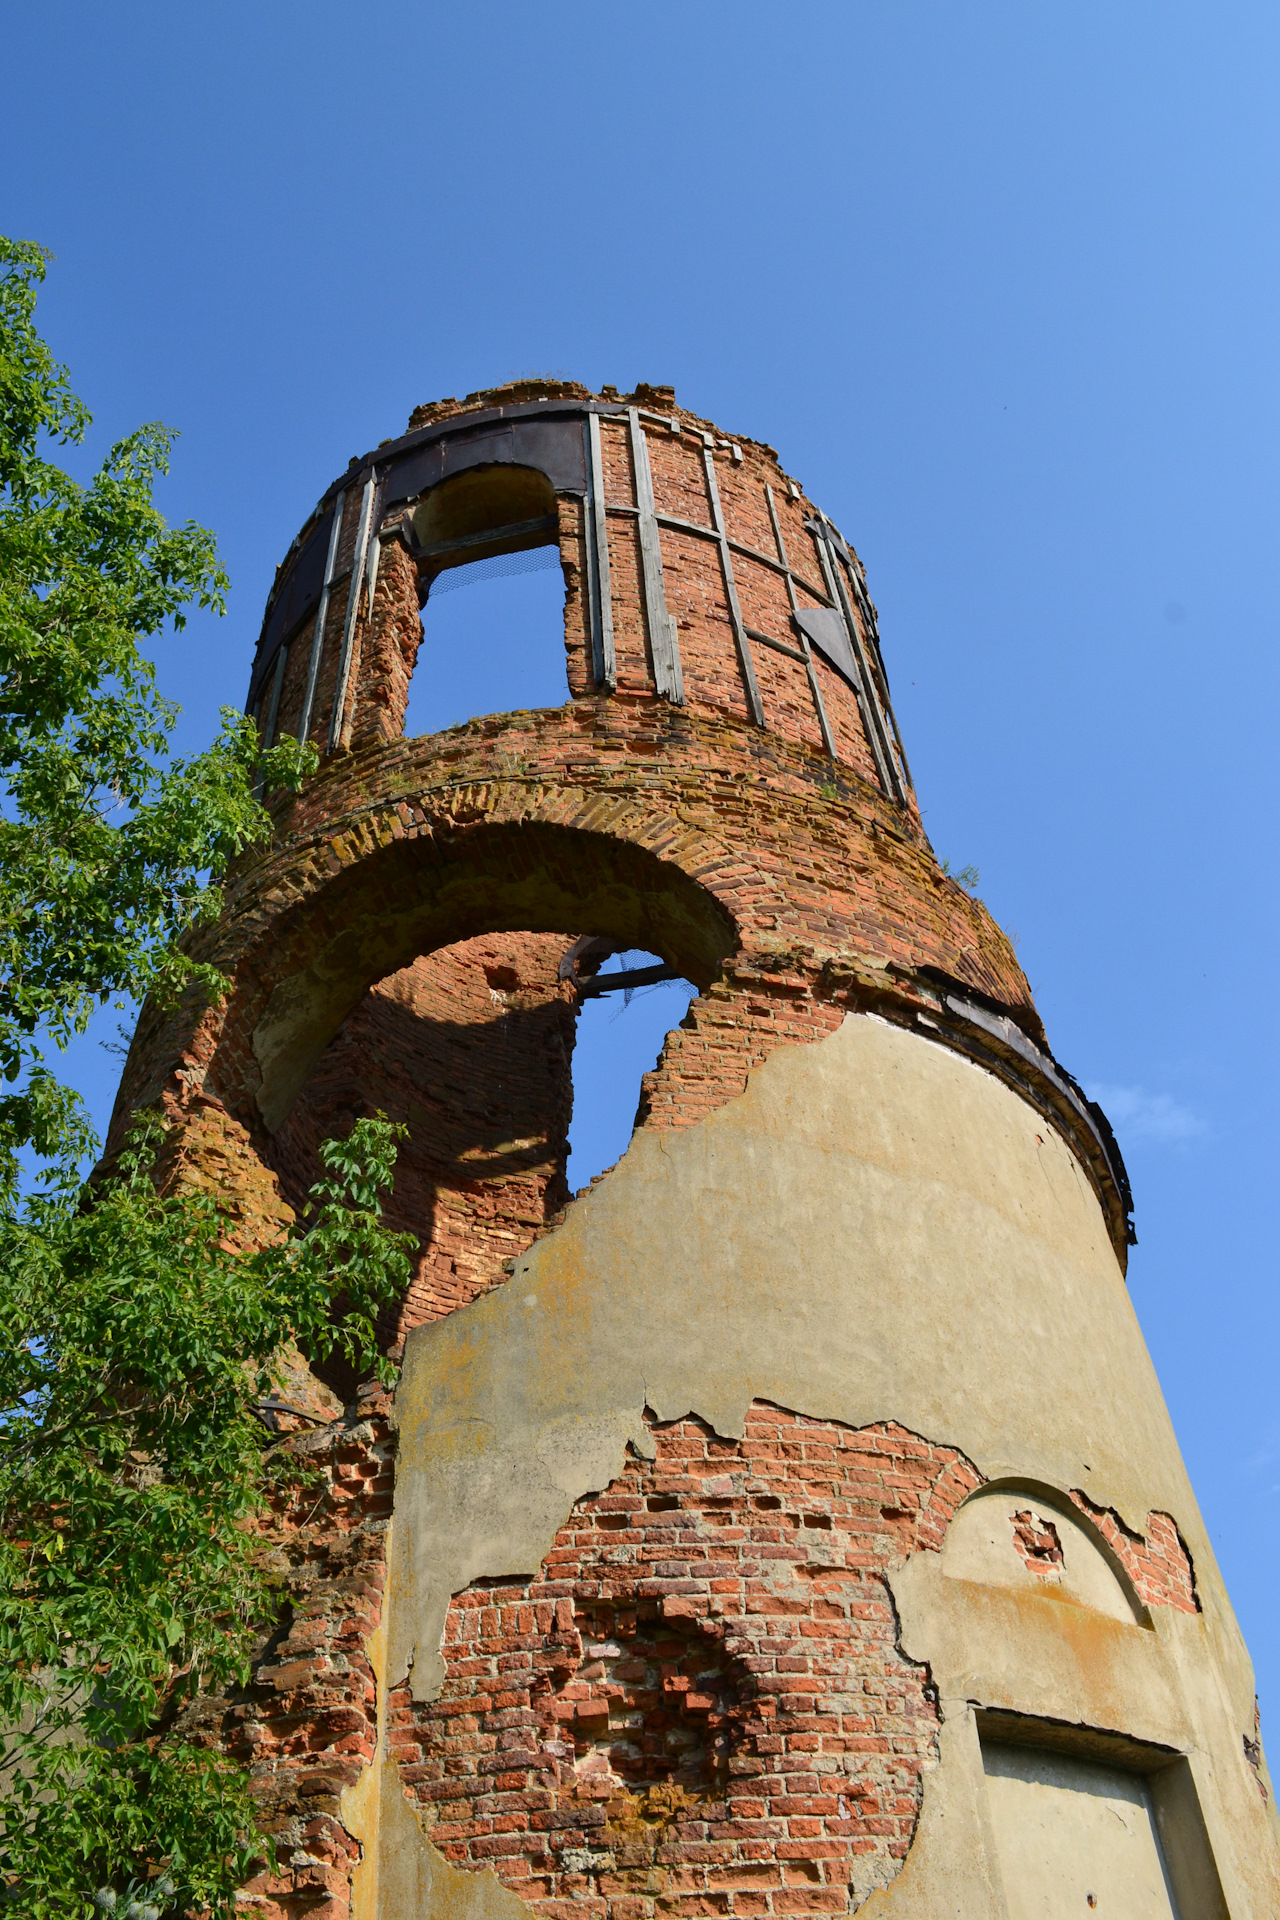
<box><xmin>981</xmin><ymin>1744</ymin><xmax>1178</xmax><ymax>1919</ymax></box>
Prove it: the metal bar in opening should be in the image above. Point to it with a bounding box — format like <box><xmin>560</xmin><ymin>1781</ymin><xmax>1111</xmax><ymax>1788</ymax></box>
<box><xmin>810</xmin><ymin>514</ymin><xmax>895</xmax><ymax>796</ymax></box>
<box><xmin>298</xmin><ymin>489</ymin><xmax>346</xmax><ymax>743</ymax></box>
<box><xmin>585</xmin><ymin>414</ymin><xmax>615</xmax><ymax>690</ymax></box>
<box><xmin>628</xmin><ymin>408</ymin><xmax>683</xmax><ymax>703</ymax></box>
<box><xmin>701</xmin><ymin>444</ymin><xmax>764</xmax><ymax>726</ymax></box>
<box><xmin>578</xmin><ymin>962</ymin><xmax>682</xmax><ymax>1000</ymax></box>
<box><xmin>328</xmin><ymin>473</ymin><xmax>378</xmax><ymax>753</ymax></box>
<box><xmin>766</xmin><ymin>484</ymin><xmax>837</xmax><ymax>760</ymax></box>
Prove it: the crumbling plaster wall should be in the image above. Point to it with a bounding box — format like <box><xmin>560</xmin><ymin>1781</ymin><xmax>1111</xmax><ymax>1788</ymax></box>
<box><xmin>356</xmin><ymin>1014</ymin><xmax>1279</xmax><ymax>1920</ymax></box>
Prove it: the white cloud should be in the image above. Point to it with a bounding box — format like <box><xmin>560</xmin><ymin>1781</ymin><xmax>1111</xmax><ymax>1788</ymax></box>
<box><xmin>1085</xmin><ymin>1083</ymin><xmax>1206</xmax><ymax>1144</ymax></box>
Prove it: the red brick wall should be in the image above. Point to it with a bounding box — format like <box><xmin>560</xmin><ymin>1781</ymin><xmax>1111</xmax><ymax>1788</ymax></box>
<box><xmin>392</xmin><ymin>1405</ymin><xmax>981</xmax><ymax>1920</ymax></box>
<box><xmin>264</xmin><ymin>384</ymin><xmax>903</xmax><ymax>808</ymax></box>
<box><xmin>177</xmin><ymin>1385</ymin><xmax>396</xmax><ymax>1920</ymax></box>
<box><xmin>266</xmin><ymin>934</ymin><xmax>577</xmax><ymax>1362</ymax></box>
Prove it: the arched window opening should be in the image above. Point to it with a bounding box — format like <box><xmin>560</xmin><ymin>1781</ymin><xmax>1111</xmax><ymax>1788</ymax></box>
<box><xmin>402</xmin><ymin>463</ymin><xmax>570</xmax><ymax>737</ymax></box>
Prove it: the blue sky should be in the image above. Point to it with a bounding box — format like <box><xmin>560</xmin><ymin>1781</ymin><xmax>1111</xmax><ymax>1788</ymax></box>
<box><xmin>5</xmin><ymin>3</ymin><xmax>1277</xmax><ymax>1718</ymax></box>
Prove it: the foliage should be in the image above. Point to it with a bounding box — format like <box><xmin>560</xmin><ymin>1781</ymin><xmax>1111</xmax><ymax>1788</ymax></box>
<box><xmin>0</xmin><ymin>1117</ymin><xmax>413</xmax><ymax>1916</ymax></box>
<box><xmin>0</xmin><ymin>235</ymin><xmax>313</xmax><ymax>1198</ymax></box>
<box><xmin>939</xmin><ymin>857</ymin><xmax>981</xmax><ymax>890</ymax></box>
<box><xmin>0</xmin><ymin>237</ymin><xmax>412</xmax><ymax>1914</ymax></box>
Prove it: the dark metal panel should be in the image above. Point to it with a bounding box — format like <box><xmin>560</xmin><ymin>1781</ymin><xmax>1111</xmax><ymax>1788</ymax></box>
<box><xmin>338</xmin><ymin>399</ymin><xmax>624</xmax><ymax>505</ymax></box>
<box><xmin>441</xmin><ymin>424</ymin><xmax>515</xmax><ymax>477</ymax></box>
<box><xmin>511</xmin><ymin>418</ymin><xmax>587</xmax><ymax>492</ymax></box>
<box><xmin>792</xmin><ymin>607</ymin><xmax>860</xmax><ymax>684</ymax></box>
<box><xmin>249</xmin><ymin>512</ymin><xmax>332</xmax><ymax>705</ymax></box>
<box><xmin>381</xmin><ymin>415</ymin><xmax>587</xmax><ymax>509</ymax></box>
<box><xmin>380</xmin><ymin>440</ymin><xmax>444</xmax><ymax>506</ymax></box>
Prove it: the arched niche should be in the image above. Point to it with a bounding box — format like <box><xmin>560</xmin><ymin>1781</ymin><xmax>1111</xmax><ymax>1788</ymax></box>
<box><xmin>408</xmin><ymin>463</ymin><xmax>560</xmax><ymax>585</ymax></box>
<box><xmin>942</xmin><ymin>1481</ymin><xmax>1148</xmax><ymax>1626</ymax></box>
<box><xmin>238</xmin><ymin>819</ymin><xmax>737</xmax><ymax>1133</ymax></box>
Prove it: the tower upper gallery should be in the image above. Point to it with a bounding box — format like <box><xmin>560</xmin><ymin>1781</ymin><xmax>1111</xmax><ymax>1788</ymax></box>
<box><xmin>223</xmin><ymin>380</ymin><xmax>1131</xmax><ymax>1260</ymax></box>
<box><xmin>246</xmin><ymin>380</ymin><xmax>912</xmax><ymax>801</ymax></box>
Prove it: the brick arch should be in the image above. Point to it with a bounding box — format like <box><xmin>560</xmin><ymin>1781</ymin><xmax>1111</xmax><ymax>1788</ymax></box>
<box><xmin>105</xmin><ymin>706</ymin><xmax>1042</xmax><ymax>1206</ymax></box>
<box><xmin>221</xmin><ymin>811</ymin><xmax>740</xmax><ymax>1134</ymax></box>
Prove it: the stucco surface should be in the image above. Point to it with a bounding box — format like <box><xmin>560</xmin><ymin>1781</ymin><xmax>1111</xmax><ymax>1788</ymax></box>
<box><xmin>378</xmin><ymin>1012</ymin><xmax>1277</xmax><ymax>1913</ymax></box>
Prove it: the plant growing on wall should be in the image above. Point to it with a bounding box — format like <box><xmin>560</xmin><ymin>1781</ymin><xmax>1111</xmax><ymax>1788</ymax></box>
<box><xmin>0</xmin><ymin>237</ymin><xmax>413</xmax><ymax>1918</ymax></box>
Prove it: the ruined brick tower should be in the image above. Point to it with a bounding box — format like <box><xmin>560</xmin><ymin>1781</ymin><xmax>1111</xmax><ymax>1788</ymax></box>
<box><xmin>112</xmin><ymin>382</ymin><xmax>1279</xmax><ymax>1916</ymax></box>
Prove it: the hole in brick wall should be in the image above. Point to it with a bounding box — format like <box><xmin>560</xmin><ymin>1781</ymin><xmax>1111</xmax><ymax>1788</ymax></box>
<box><xmin>402</xmin><ymin>554</ymin><xmax>569</xmax><ymax>737</ymax></box>
<box><xmin>565</xmin><ymin>1601</ymin><xmax>744</xmax><ymax>1801</ymax></box>
<box><xmin>567</xmin><ymin>950</ymin><xmax>697</xmax><ymax>1191</ymax></box>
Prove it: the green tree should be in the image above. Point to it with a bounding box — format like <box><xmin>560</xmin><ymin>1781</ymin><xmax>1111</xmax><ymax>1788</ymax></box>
<box><xmin>0</xmin><ymin>238</ymin><xmax>412</xmax><ymax>1915</ymax></box>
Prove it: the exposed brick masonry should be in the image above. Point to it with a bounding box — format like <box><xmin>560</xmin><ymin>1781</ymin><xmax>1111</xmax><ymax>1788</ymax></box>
<box><xmin>393</xmin><ymin>1405</ymin><xmax>980</xmax><ymax>1920</ymax></box>
<box><xmin>177</xmin><ymin>1387</ymin><xmax>395</xmax><ymax>1920</ymax></box>
<box><xmin>267</xmin><ymin>934</ymin><xmax>577</xmax><ymax>1362</ymax></box>
<box><xmin>268</xmin><ymin>383</ymin><xmax>888</xmax><ymax>799</ymax></box>
<box><xmin>105</xmin><ymin>384</ymin><xmax>1156</xmax><ymax>1920</ymax></box>
<box><xmin>392</xmin><ymin>1406</ymin><xmax>1199</xmax><ymax>1920</ymax></box>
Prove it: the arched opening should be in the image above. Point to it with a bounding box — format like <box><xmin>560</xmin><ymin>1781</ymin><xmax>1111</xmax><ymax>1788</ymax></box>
<box><xmin>247</xmin><ymin>820</ymin><xmax>735</xmax><ymax>1133</ymax></box>
<box><xmin>264</xmin><ymin>930</ymin><xmax>699</xmax><ymax>1392</ymax></box>
<box><xmin>240</xmin><ymin>821</ymin><xmax>732</xmax><ymax>1392</ymax></box>
<box><xmin>402</xmin><ymin>463</ymin><xmax>570</xmax><ymax>737</ymax></box>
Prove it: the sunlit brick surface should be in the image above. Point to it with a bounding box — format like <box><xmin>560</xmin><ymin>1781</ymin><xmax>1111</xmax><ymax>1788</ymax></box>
<box><xmin>395</xmin><ymin>1406</ymin><xmax>981</xmax><ymax>1918</ymax></box>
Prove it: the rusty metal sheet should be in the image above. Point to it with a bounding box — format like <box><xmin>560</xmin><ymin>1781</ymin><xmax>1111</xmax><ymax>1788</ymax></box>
<box><xmin>382</xmin><ymin>415</ymin><xmax>587</xmax><ymax>509</ymax></box>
